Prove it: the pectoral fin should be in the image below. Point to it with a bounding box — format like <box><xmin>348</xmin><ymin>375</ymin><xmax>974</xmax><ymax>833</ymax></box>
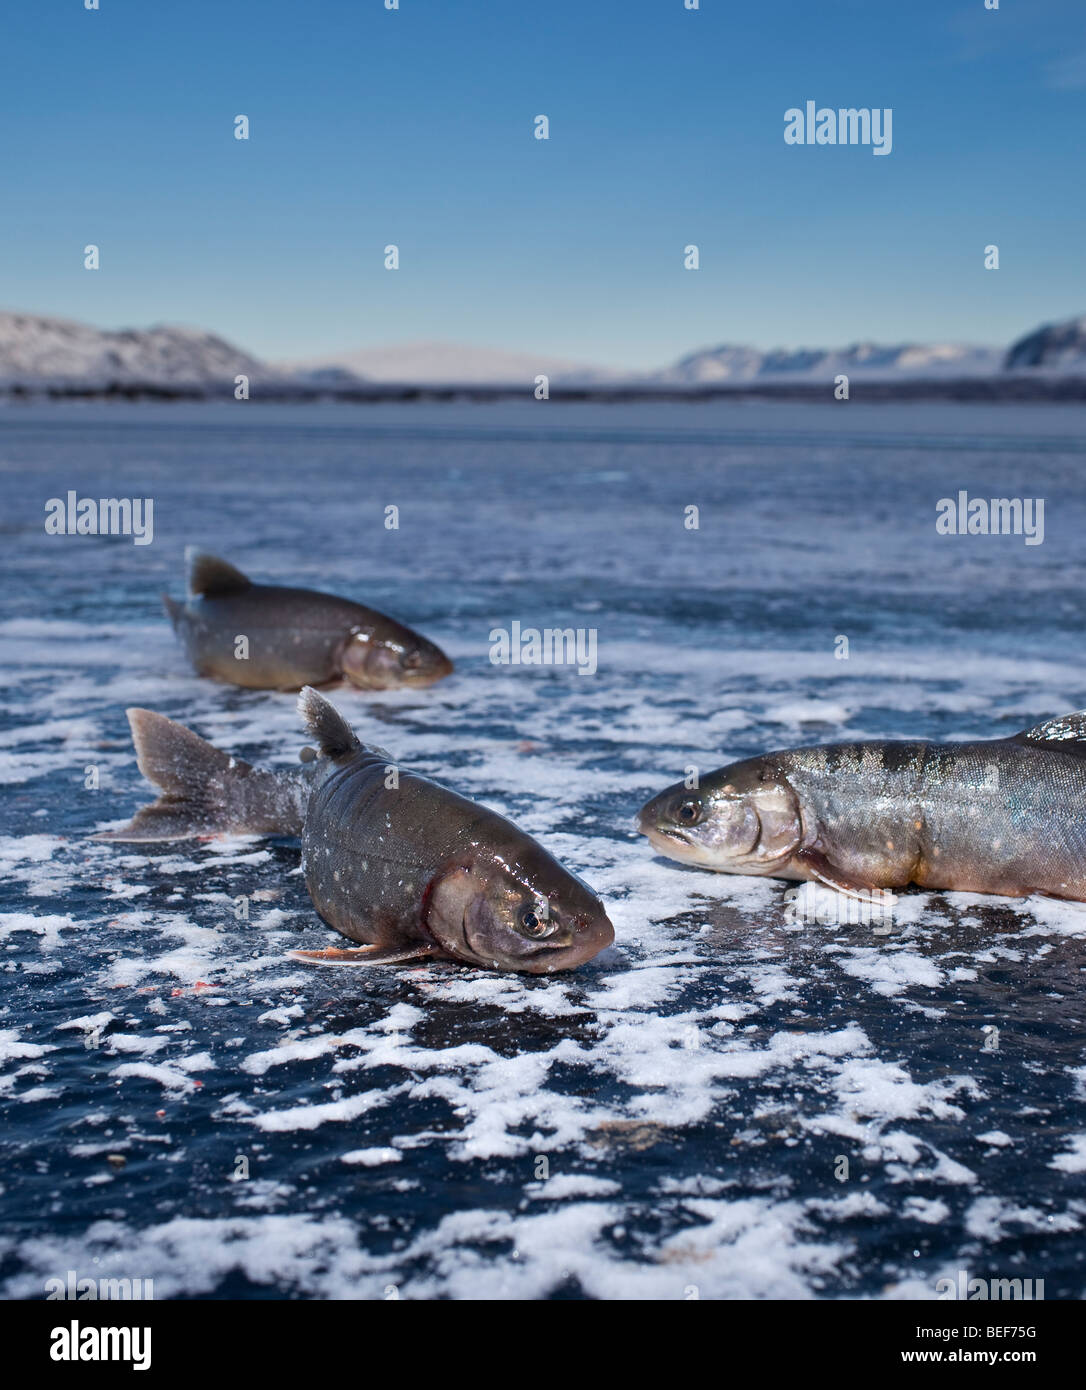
<box><xmin>794</xmin><ymin>846</ymin><xmax>891</xmax><ymax>903</ymax></box>
<box><xmin>288</xmin><ymin>943</ymin><xmax>441</xmax><ymax>967</ymax></box>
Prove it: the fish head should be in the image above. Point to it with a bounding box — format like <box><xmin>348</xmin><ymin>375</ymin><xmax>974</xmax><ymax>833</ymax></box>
<box><xmin>637</xmin><ymin>757</ymin><xmax>802</xmax><ymax>874</ymax></box>
<box><xmin>340</xmin><ymin>625</ymin><xmax>453</xmax><ymax>690</ymax></box>
<box><xmin>425</xmin><ymin>855</ymin><xmax>614</xmax><ymax>974</ymax></box>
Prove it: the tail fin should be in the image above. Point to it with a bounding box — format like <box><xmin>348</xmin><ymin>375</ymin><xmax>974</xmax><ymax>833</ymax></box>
<box><xmin>94</xmin><ymin>709</ymin><xmax>303</xmax><ymax>842</ymax></box>
<box><xmin>298</xmin><ymin>687</ymin><xmax>360</xmax><ymax>761</ymax></box>
<box><xmin>185</xmin><ymin>547</ymin><xmax>251</xmax><ymax>599</ymax></box>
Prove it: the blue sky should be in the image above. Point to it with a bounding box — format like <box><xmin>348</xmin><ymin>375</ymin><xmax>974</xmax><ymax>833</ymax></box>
<box><xmin>2</xmin><ymin>0</ymin><xmax>1084</xmax><ymax>368</ymax></box>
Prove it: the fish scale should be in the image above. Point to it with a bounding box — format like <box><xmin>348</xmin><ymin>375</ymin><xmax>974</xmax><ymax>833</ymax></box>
<box><xmin>164</xmin><ymin>549</ymin><xmax>453</xmax><ymax>691</ymax></box>
<box><xmin>639</xmin><ymin>714</ymin><xmax>1086</xmax><ymax>901</ymax></box>
<box><xmin>95</xmin><ymin>687</ymin><xmax>614</xmax><ymax>974</ymax></box>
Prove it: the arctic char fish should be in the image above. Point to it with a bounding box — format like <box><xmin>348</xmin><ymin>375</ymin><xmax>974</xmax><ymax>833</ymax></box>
<box><xmin>96</xmin><ymin>688</ymin><xmax>614</xmax><ymax>973</ymax></box>
<box><xmin>638</xmin><ymin>711</ymin><xmax>1086</xmax><ymax>902</ymax></box>
<box><xmin>164</xmin><ymin>550</ymin><xmax>452</xmax><ymax>691</ymax></box>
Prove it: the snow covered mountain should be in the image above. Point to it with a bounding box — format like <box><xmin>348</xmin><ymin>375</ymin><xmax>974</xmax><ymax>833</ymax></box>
<box><xmin>1004</xmin><ymin>315</ymin><xmax>1086</xmax><ymax>371</ymax></box>
<box><xmin>2</xmin><ymin>309</ymin><xmax>1085</xmax><ymax>394</ymax></box>
<box><xmin>658</xmin><ymin>340</ymin><xmax>1003</xmax><ymax>384</ymax></box>
<box><xmin>0</xmin><ymin>311</ymin><xmax>273</xmax><ymax>391</ymax></box>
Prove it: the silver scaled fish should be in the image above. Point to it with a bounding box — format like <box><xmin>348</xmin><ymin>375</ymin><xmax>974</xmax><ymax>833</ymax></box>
<box><xmin>638</xmin><ymin>711</ymin><xmax>1086</xmax><ymax>902</ymax></box>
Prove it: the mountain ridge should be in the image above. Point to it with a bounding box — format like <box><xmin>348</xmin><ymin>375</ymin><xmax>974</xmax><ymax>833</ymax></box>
<box><xmin>2</xmin><ymin>309</ymin><xmax>1084</xmax><ymax>393</ymax></box>
<box><xmin>0</xmin><ymin>310</ymin><xmax>275</xmax><ymax>390</ymax></box>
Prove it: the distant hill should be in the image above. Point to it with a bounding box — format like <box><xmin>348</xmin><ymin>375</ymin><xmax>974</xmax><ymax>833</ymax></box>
<box><xmin>1004</xmin><ymin>314</ymin><xmax>1086</xmax><ymax>371</ymax></box>
<box><xmin>656</xmin><ymin>341</ymin><xmax>1002</xmax><ymax>385</ymax></box>
<box><xmin>2</xmin><ymin>309</ymin><xmax>1085</xmax><ymax>398</ymax></box>
<box><xmin>279</xmin><ymin>339</ymin><xmax>621</xmax><ymax>386</ymax></box>
<box><xmin>0</xmin><ymin>311</ymin><xmax>273</xmax><ymax>392</ymax></box>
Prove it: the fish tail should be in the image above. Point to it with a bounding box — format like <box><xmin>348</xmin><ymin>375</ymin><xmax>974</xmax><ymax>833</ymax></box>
<box><xmin>93</xmin><ymin>709</ymin><xmax>306</xmax><ymax>841</ymax></box>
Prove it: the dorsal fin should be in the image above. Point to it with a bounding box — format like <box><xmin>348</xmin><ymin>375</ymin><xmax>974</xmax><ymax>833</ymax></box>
<box><xmin>185</xmin><ymin>548</ymin><xmax>251</xmax><ymax>598</ymax></box>
<box><xmin>1014</xmin><ymin>711</ymin><xmax>1086</xmax><ymax>756</ymax></box>
<box><xmin>297</xmin><ymin>687</ymin><xmax>361</xmax><ymax>760</ymax></box>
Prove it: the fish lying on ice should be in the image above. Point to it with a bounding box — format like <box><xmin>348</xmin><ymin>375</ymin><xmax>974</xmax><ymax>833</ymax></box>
<box><xmin>638</xmin><ymin>711</ymin><xmax>1086</xmax><ymax>902</ymax></box>
<box><xmin>95</xmin><ymin>688</ymin><xmax>614</xmax><ymax>973</ymax></box>
<box><xmin>163</xmin><ymin>550</ymin><xmax>453</xmax><ymax>691</ymax></box>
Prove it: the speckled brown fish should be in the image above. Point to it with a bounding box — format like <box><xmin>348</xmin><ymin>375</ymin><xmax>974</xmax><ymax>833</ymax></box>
<box><xmin>638</xmin><ymin>712</ymin><xmax>1086</xmax><ymax>902</ymax></box>
<box><xmin>95</xmin><ymin>688</ymin><xmax>614</xmax><ymax>974</ymax></box>
<box><xmin>163</xmin><ymin>550</ymin><xmax>453</xmax><ymax>691</ymax></box>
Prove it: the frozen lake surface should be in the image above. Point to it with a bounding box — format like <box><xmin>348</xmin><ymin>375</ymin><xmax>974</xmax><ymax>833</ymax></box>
<box><xmin>1</xmin><ymin>398</ymin><xmax>1085</xmax><ymax>1299</ymax></box>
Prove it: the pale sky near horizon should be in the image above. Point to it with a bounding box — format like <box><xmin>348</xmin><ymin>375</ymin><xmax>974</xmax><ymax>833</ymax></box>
<box><xmin>2</xmin><ymin>0</ymin><xmax>1084</xmax><ymax>369</ymax></box>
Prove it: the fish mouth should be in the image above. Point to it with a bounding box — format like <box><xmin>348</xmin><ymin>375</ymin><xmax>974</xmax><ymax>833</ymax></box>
<box><xmin>381</xmin><ymin>653</ymin><xmax>454</xmax><ymax>688</ymax></box>
<box><xmin>405</xmin><ymin>656</ymin><xmax>454</xmax><ymax>686</ymax></box>
<box><xmin>638</xmin><ymin>819</ymin><xmax>695</xmax><ymax>857</ymax></box>
<box><xmin>343</xmin><ymin>660</ymin><xmax>451</xmax><ymax>691</ymax></box>
<box><xmin>636</xmin><ymin>803</ymin><xmax>686</xmax><ymax>842</ymax></box>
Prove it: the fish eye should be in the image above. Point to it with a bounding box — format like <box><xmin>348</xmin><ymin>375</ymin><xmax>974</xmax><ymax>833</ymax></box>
<box><xmin>674</xmin><ymin>798</ymin><xmax>702</xmax><ymax>825</ymax></box>
<box><xmin>401</xmin><ymin>649</ymin><xmax>423</xmax><ymax>669</ymax></box>
<box><xmin>518</xmin><ymin>904</ymin><xmax>551</xmax><ymax>938</ymax></box>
